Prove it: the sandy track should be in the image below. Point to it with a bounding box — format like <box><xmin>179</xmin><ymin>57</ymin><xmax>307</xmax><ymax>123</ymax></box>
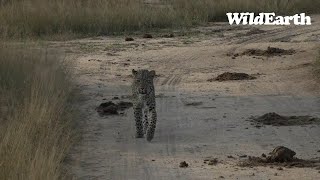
<box><xmin>65</xmin><ymin>15</ymin><xmax>320</xmax><ymax>179</ymax></box>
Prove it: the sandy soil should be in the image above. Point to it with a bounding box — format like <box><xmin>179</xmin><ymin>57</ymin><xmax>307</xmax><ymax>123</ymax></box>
<box><xmin>62</xmin><ymin>15</ymin><xmax>320</xmax><ymax>180</ymax></box>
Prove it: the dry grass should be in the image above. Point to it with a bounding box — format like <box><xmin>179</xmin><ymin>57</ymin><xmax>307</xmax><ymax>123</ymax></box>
<box><xmin>0</xmin><ymin>0</ymin><xmax>319</xmax><ymax>38</ymax></box>
<box><xmin>0</xmin><ymin>44</ymin><xmax>76</xmax><ymax>180</ymax></box>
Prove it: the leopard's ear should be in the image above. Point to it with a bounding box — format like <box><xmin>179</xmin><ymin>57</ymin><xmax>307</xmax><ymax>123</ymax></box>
<box><xmin>132</xmin><ymin>69</ymin><xmax>138</xmax><ymax>76</ymax></box>
<box><xmin>149</xmin><ymin>70</ymin><xmax>156</xmax><ymax>78</ymax></box>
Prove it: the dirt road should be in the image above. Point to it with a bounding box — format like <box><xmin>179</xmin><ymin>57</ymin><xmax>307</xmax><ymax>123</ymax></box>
<box><xmin>64</xmin><ymin>15</ymin><xmax>320</xmax><ymax>179</ymax></box>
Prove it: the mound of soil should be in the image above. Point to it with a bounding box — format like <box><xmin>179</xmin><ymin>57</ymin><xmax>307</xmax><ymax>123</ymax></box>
<box><xmin>208</xmin><ymin>72</ymin><xmax>256</xmax><ymax>82</ymax></box>
<box><xmin>239</xmin><ymin>146</ymin><xmax>320</xmax><ymax>169</ymax></box>
<box><xmin>96</xmin><ymin>101</ymin><xmax>133</xmax><ymax>116</ymax></box>
<box><xmin>241</xmin><ymin>46</ymin><xmax>295</xmax><ymax>57</ymax></box>
<box><xmin>249</xmin><ymin>112</ymin><xmax>320</xmax><ymax>126</ymax></box>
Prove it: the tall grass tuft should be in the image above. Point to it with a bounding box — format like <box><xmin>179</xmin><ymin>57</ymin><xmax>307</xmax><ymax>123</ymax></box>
<box><xmin>0</xmin><ymin>0</ymin><xmax>319</xmax><ymax>38</ymax></box>
<box><xmin>0</xmin><ymin>44</ymin><xmax>76</xmax><ymax>180</ymax></box>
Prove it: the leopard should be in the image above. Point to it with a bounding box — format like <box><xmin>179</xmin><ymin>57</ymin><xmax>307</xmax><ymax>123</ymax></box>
<box><xmin>131</xmin><ymin>69</ymin><xmax>157</xmax><ymax>142</ymax></box>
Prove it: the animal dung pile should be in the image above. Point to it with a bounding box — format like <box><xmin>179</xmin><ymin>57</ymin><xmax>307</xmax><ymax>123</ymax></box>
<box><xmin>179</xmin><ymin>161</ymin><xmax>189</xmax><ymax>168</ymax></box>
<box><xmin>183</xmin><ymin>101</ymin><xmax>203</xmax><ymax>106</ymax></box>
<box><xmin>241</xmin><ymin>46</ymin><xmax>295</xmax><ymax>57</ymax></box>
<box><xmin>204</xmin><ymin>158</ymin><xmax>219</xmax><ymax>165</ymax></box>
<box><xmin>239</xmin><ymin>146</ymin><xmax>320</xmax><ymax>169</ymax></box>
<box><xmin>208</xmin><ymin>72</ymin><xmax>256</xmax><ymax>82</ymax></box>
<box><xmin>96</xmin><ymin>101</ymin><xmax>133</xmax><ymax>116</ymax></box>
<box><xmin>267</xmin><ymin>146</ymin><xmax>296</xmax><ymax>163</ymax></box>
<box><xmin>248</xmin><ymin>112</ymin><xmax>320</xmax><ymax>126</ymax></box>
<box><xmin>125</xmin><ymin>37</ymin><xmax>134</xmax><ymax>41</ymax></box>
<box><xmin>245</xmin><ymin>28</ymin><xmax>266</xmax><ymax>36</ymax></box>
<box><xmin>143</xmin><ymin>34</ymin><xmax>153</xmax><ymax>38</ymax></box>
<box><xmin>117</xmin><ymin>101</ymin><xmax>134</xmax><ymax>111</ymax></box>
<box><xmin>162</xmin><ymin>33</ymin><xmax>175</xmax><ymax>38</ymax></box>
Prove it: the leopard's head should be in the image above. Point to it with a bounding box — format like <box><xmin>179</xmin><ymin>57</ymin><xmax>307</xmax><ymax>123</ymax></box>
<box><xmin>132</xmin><ymin>69</ymin><xmax>155</xmax><ymax>96</ymax></box>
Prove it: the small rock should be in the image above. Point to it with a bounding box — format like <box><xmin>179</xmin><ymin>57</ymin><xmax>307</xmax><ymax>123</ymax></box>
<box><xmin>179</xmin><ymin>161</ymin><xmax>188</xmax><ymax>168</ymax></box>
<box><xmin>277</xmin><ymin>167</ymin><xmax>283</xmax><ymax>170</ymax></box>
<box><xmin>163</xmin><ymin>33</ymin><xmax>174</xmax><ymax>38</ymax></box>
<box><xmin>261</xmin><ymin>153</ymin><xmax>266</xmax><ymax>158</ymax></box>
<box><xmin>317</xmin><ymin>150</ymin><xmax>320</xmax><ymax>153</ymax></box>
<box><xmin>239</xmin><ymin>155</ymin><xmax>247</xmax><ymax>158</ymax></box>
<box><xmin>227</xmin><ymin>155</ymin><xmax>235</xmax><ymax>159</ymax></box>
<box><xmin>151</xmin><ymin>159</ymin><xmax>155</xmax><ymax>161</ymax></box>
<box><xmin>219</xmin><ymin>176</ymin><xmax>224</xmax><ymax>179</ymax></box>
<box><xmin>112</xmin><ymin>96</ymin><xmax>119</xmax><ymax>100</ymax></box>
<box><xmin>274</xmin><ymin>173</ymin><xmax>278</xmax><ymax>176</ymax></box>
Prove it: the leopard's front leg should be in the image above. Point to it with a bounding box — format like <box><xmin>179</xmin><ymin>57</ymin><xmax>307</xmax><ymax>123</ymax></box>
<box><xmin>146</xmin><ymin>106</ymin><xmax>157</xmax><ymax>142</ymax></box>
<box><xmin>143</xmin><ymin>108</ymin><xmax>149</xmax><ymax>135</ymax></box>
<box><xmin>133</xmin><ymin>103</ymin><xmax>144</xmax><ymax>138</ymax></box>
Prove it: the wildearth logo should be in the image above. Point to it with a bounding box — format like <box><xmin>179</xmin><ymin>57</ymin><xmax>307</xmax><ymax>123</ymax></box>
<box><xmin>226</xmin><ymin>13</ymin><xmax>311</xmax><ymax>25</ymax></box>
